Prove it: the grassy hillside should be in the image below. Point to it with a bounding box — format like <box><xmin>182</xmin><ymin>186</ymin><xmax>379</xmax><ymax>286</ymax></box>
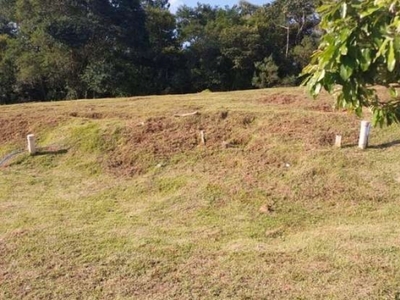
<box><xmin>1</xmin><ymin>87</ymin><xmax>400</xmax><ymax>299</ymax></box>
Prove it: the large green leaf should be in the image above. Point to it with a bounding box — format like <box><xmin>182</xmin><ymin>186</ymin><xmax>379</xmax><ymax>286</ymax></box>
<box><xmin>359</xmin><ymin>49</ymin><xmax>371</xmax><ymax>71</ymax></box>
<box><xmin>387</xmin><ymin>40</ymin><xmax>396</xmax><ymax>71</ymax></box>
<box><xmin>339</xmin><ymin>56</ymin><xmax>354</xmax><ymax>80</ymax></box>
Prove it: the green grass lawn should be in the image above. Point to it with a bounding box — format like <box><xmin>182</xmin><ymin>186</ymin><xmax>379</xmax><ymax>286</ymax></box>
<box><xmin>1</xmin><ymin>88</ymin><xmax>400</xmax><ymax>299</ymax></box>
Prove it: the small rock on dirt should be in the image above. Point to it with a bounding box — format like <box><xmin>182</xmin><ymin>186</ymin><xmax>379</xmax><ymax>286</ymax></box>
<box><xmin>259</xmin><ymin>204</ymin><xmax>274</xmax><ymax>214</ymax></box>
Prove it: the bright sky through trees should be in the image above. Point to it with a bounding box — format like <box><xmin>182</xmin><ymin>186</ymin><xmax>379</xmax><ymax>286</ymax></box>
<box><xmin>169</xmin><ymin>0</ymin><xmax>271</xmax><ymax>13</ymax></box>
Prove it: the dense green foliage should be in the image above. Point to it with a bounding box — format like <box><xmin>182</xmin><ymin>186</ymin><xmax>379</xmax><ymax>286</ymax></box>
<box><xmin>0</xmin><ymin>0</ymin><xmax>320</xmax><ymax>103</ymax></box>
<box><xmin>303</xmin><ymin>0</ymin><xmax>400</xmax><ymax>126</ymax></box>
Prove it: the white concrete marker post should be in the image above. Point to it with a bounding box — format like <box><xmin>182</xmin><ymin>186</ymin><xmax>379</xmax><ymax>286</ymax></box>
<box><xmin>335</xmin><ymin>135</ymin><xmax>342</xmax><ymax>148</ymax></box>
<box><xmin>27</xmin><ymin>134</ymin><xmax>36</xmax><ymax>155</ymax></box>
<box><xmin>358</xmin><ymin>121</ymin><xmax>370</xmax><ymax>149</ymax></box>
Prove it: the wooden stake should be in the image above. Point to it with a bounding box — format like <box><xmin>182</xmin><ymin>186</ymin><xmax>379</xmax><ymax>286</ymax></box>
<box><xmin>358</xmin><ymin>121</ymin><xmax>370</xmax><ymax>149</ymax></box>
<box><xmin>334</xmin><ymin>135</ymin><xmax>342</xmax><ymax>148</ymax></box>
<box><xmin>174</xmin><ymin>111</ymin><xmax>199</xmax><ymax>117</ymax></box>
<box><xmin>27</xmin><ymin>134</ymin><xmax>36</xmax><ymax>155</ymax></box>
<box><xmin>200</xmin><ymin>130</ymin><xmax>205</xmax><ymax>145</ymax></box>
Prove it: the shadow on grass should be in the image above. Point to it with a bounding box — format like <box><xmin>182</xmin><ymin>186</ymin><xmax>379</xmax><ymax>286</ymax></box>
<box><xmin>35</xmin><ymin>148</ymin><xmax>68</xmax><ymax>155</ymax></box>
<box><xmin>340</xmin><ymin>140</ymin><xmax>400</xmax><ymax>149</ymax></box>
<box><xmin>369</xmin><ymin>140</ymin><xmax>400</xmax><ymax>149</ymax></box>
<box><xmin>341</xmin><ymin>143</ymin><xmax>357</xmax><ymax>149</ymax></box>
<box><xmin>0</xmin><ymin>148</ymin><xmax>68</xmax><ymax>168</ymax></box>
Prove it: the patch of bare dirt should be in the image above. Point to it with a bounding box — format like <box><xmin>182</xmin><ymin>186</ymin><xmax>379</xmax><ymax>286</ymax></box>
<box><xmin>260</xmin><ymin>94</ymin><xmax>302</xmax><ymax>106</ymax></box>
<box><xmin>306</xmin><ymin>103</ymin><xmax>334</xmax><ymax>112</ymax></box>
<box><xmin>0</xmin><ymin>114</ymin><xmax>64</xmax><ymax>145</ymax></box>
<box><xmin>104</xmin><ymin>112</ymin><xmax>257</xmax><ymax>176</ymax></box>
<box><xmin>257</xmin><ymin>113</ymin><xmax>359</xmax><ymax>148</ymax></box>
<box><xmin>259</xmin><ymin>92</ymin><xmax>339</xmax><ymax>113</ymax></box>
<box><xmin>68</xmin><ymin>110</ymin><xmax>132</xmax><ymax>119</ymax></box>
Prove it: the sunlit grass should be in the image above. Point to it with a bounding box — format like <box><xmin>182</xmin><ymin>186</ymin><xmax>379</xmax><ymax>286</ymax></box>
<box><xmin>1</xmin><ymin>88</ymin><xmax>400</xmax><ymax>299</ymax></box>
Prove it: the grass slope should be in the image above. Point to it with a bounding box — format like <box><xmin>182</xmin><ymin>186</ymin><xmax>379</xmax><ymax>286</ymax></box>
<box><xmin>1</xmin><ymin>87</ymin><xmax>400</xmax><ymax>299</ymax></box>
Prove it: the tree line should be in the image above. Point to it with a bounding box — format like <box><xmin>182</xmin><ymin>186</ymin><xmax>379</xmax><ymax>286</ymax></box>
<box><xmin>0</xmin><ymin>0</ymin><xmax>320</xmax><ymax>104</ymax></box>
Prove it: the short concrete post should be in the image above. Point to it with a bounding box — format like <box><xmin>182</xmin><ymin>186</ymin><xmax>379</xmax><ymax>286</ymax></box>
<box><xmin>334</xmin><ymin>135</ymin><xmax>342</xmax><ymax>148</ymax></box>
<box><xmin>27</xmin><ymin>134</ymin><xmax>36</xmax><ymax>155</ymax></box>
<box><xmin>358</xmin><ymin>121</ymin><xmax>370</xmax><ymax>149</ymax></box>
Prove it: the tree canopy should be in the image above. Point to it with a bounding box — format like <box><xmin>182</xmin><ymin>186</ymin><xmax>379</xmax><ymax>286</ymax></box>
<box><xmin>0</xmin><ymin>0</ymin><xmax>321</xmax><ymax>104</ymax></box>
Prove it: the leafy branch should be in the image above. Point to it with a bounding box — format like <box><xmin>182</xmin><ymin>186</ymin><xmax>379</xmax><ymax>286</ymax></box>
<box><xmin>302</xmin><ymin>0</ymin><xmax>400</xmax><ymax>126</ymax></box>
